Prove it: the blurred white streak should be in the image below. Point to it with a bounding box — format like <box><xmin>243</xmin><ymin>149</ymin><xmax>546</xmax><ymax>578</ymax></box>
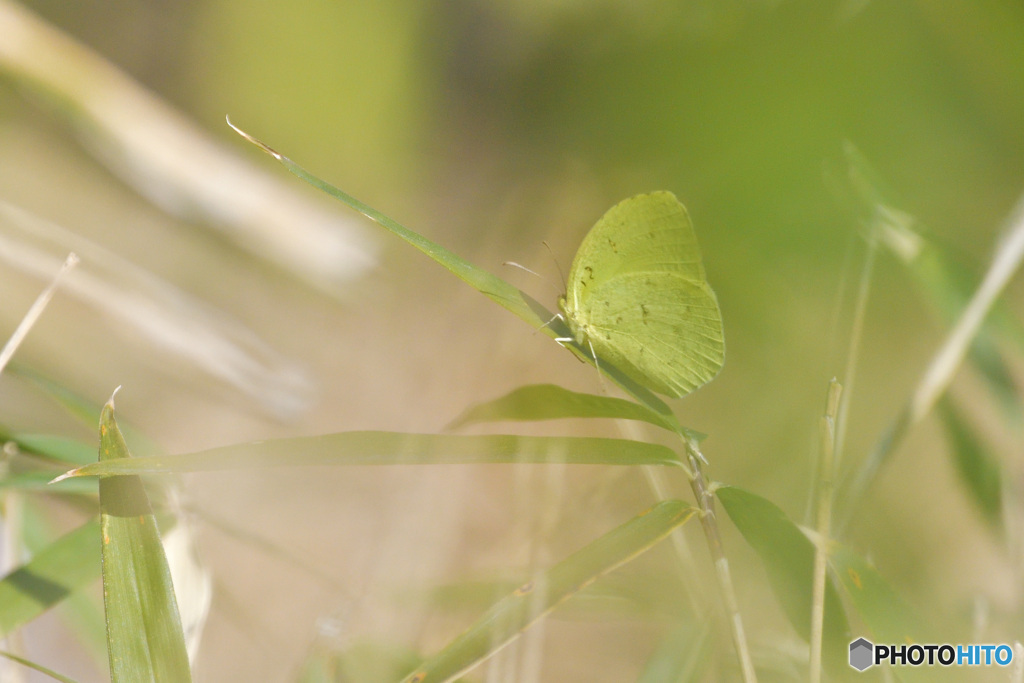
<box><xmin>0</xmin><ymin>0</ymin><xmax>377</xmax><ymax>295</ymax></box>
<box><xmin>906</xmin><ymin>193</ymin><xmax>1024</xmax><ymax>423</ymax></box>
<box><xmin>0</xmin><ymin>201</ymin><xmax>313</xmax><ymax>418</ymax></box>
<box><xmin>163</xmin><ymin>491</ymin><xmax>213</xmax><ymax>666</ymax></box>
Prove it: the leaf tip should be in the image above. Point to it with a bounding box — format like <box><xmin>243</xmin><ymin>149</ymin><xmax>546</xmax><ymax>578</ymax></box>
<box><xmin>226</xmin><ymin>116</ymin><xmax>283</xmax><ymax>160</ymax></box>
<box><xmin>48</xmin><ymin>469</ymin><xmax>78</xmax><ymax>484</ymax></box>
<box><xmin>103</xmin><ymin>385</ymin><xmax>122</xmax><ymax>414</ymax></box>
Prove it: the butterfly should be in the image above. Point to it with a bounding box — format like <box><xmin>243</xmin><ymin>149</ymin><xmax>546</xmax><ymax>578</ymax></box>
<box><xmin>557</xmin><ymin>191</ymin><xmax>725</xmax><ymax>398</ymax></box>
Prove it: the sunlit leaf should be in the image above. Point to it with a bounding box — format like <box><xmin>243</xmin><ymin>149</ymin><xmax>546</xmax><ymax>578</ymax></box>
<box><xmin>448</xmin><ymin>383</ymin><xmax>691</xmax><ymax>436</ymax></box>
<box><xmin>98</xmin><ymin>394</ymin><xmax>191</xmax><ymax>682</ymax></box>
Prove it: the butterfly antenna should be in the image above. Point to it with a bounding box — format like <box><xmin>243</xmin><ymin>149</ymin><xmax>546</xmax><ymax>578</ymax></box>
<box><xmin>503</xmin><ymin>260</ymin><xmax>563</xmax><ymax>298</ymax></box>
<box><xmin>542</xmin><ymin>241</ymin><xmax>568</xmax><ymax>289</ymax></box>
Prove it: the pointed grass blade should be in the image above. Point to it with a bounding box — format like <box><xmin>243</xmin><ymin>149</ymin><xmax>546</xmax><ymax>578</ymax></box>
<box><xmin>98</xmin><ymin>395</ymin><xmax>191</xmax><ymax>682</ymax></box>
<box><xmin>399</xmin><ymin>500</ymin><xmax>695</xmax><ymax>683</ymax></box>
<box><xmin>716</xmin><ymin>486</ymin><xmax>851</xmax><ymax>678</ymax></box>
<box><xmin>447</xmin><ymin>384</ymin><xmax>690</xmax><ymax>436</ymax></box>
<box><xmin>0</xmin><ymin>517</ymin><xmax>100</xmax><ymax>637</ymax></box>
<box><xmin>56</xmin><ymin>432</ymin><xmax>682</xmax><ymax>480</ymax></box>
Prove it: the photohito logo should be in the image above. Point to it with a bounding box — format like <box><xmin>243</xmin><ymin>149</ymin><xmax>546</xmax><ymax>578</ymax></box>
<box><xmin>849</xmin><ymin>638</ymin><xmax>1013</xmax><ymax>671</ymax></box>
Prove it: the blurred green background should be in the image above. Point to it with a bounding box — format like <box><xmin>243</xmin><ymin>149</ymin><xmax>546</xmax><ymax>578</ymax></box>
<box><xmin>1</xmin><ymin>0</ymin><xmax>1023</xmax><ymax>680</ymax></box>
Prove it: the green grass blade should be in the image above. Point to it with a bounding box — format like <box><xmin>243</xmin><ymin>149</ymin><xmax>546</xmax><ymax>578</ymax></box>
<box><xmin>716</xmin><ymin>486</ymin><xmax>851</xmax><ymax>678</ymax></box>
<box><xmin>56</xmin><ymin>432</ymin><xmax>682</xmax><ymax>479</ymax></box>
<box><xmin>0</xmin><ymin>517</ymin><xmax>100</xmax><ymax>637</ymax></box>
<box><xmin>298</xmin><ymin>641</ymin><xmax>423</xmax><ymax>683</ymax></box>
<box><xmin>447</xmin><ymin>383</ymin><xmax>690</xmax><ymax>436</ymax></box>
<box><xmin>409</xmin><ymin>570</ymin><xmax>691</xmax><ymax>622</ymax></box>
<box><xmin>0</xmin><ymin>650</ymin><xmax>78</xmax><ymax>683</ymax></box>
<box><xmin>9</xmin><ymin>364</ymin><xmax>160</xmax><ymax>454</ymax></box>
<box><xmin>228</xmin><ymin>122</ymin><xmax>678</xmax><ymax>422</ymax></box>
<box><xmin>8</xmin><ymin>433</ymin><xmax>96</xmax><ymax>466</ymax></box>
<box><xmin>98</xmin><ymin>394</ymin><xmax>191</xmax><ymax>683</ymax></box>
<box><xmin>936</xmin><ymin>397</ymin><xmax>1003</xmax><ymax>529</ymax></box>
<box><xmin>399</xmin><ymin>499</ymin><xmax>695</xmax><ymax>683</ymax></box>
<box><xmin>1</xmin><ymin>470</ymin><xmax>97</xmax><ymax>495</ymax></box>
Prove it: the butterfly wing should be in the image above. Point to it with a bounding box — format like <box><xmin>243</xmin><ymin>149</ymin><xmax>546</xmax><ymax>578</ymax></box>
<box><xmin>563</xmin><ymin>191</ymin><xmax>724</xmax><ymax>397</ymax></box>
<box><xmin>578</xmin><ymin>271</ymin><xmax>725</xmax><ymax>397</ymax></box>
<box><xmin>565</xmin><ymin>191</ymin><xmax>704</xmax><ymax>313</ymax></box>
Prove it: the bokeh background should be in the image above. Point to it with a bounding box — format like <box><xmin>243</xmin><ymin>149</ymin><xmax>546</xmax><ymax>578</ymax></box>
<box><xmin>1</xmin><ymin>0</ymin><xmax>1023</xmax><ymax>680</ymax></box>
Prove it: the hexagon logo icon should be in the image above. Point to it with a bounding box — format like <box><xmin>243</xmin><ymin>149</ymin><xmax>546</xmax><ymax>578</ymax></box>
<box><xmin>849</xmin><ymin>638</ymin><xmax>874</xmax><ymax>671</ymax></box>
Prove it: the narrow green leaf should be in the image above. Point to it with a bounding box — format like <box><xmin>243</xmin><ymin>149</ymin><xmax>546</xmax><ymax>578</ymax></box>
<box><xmin>637</xmin><ymin>621</ymin><xmax>711</xmax><ymax>683</ymax></box>
<box><xmin>22</xmin><ymin>501</ymin><xmax>108</xmax><ymax>669</ymax></box>
<box><xmin>1</xmin><ymin>470</ymin><xmax>97</xmax><ymax>495</ymax></box>
<box><xmin>400</xmin><ymin>500</ymin><xmax>695</xmax><ymax>683</ymax></box>
<box><xmin>716</xmin><ymin>486</ymin><xmax>851</xmax><ymax>678</ymax></box>
<box><xmin>828</xmin><ymin>542</ymin><xmax>931</xmax><ymax>683</ymax></box>
<box><xmin>448</xmin><ymin>384</ymin><xmax>691</xmax><ymax>436</ymax></box>
<box><xmin>0</xmin><ymin>649</ymin><xmax>78</xmax><ymax>683</ymax></box>
<box><xmin>0</xmin><ymin>517</ymin><xmax>100</xmax><ymax>637</ymax></box>
<box><xmin>298</xmin><ymin>641</ymin><xmax>423</xmax><ymax>683</ymax></box>
<box><xmin>56</xmin><ymin>432</ymin><xmax>683</xmax><ymax>479</ymax></box>
<box><xmin>936</xmin><ymin>397</ymin><xmax>1003</xmax><ymax>529</ymax></box>
<box><xmin>408</xmin><ymin>570</ymin><xmax>690</xmax><ymax>622</ymax></box>
<box><xmin>228</xmin><ymin>122</ymin><xmax>678</xmax><ymax>423</ymax></box>
<box><xmin>98</xmin><ymin>394</ymin><xmax>191</xmax><ymax>683</ymax></box>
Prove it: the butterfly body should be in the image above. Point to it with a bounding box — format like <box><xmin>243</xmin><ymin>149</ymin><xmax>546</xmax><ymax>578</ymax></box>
<box><xmin>559</xmin><ymin>192</ymin><xmax>724</xmax><ymax>398</ymax></box>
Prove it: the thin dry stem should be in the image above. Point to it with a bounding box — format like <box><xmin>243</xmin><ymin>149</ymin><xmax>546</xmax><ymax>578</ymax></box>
<box><xmin>810</xmin><ymin>380</ymin><xmax>842</xmax><ymax>683</ymax></box>
<box><xmin>687</xmin><ymin>440</ymin><xmax>758</xmax><ymax>683</ymax></box>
